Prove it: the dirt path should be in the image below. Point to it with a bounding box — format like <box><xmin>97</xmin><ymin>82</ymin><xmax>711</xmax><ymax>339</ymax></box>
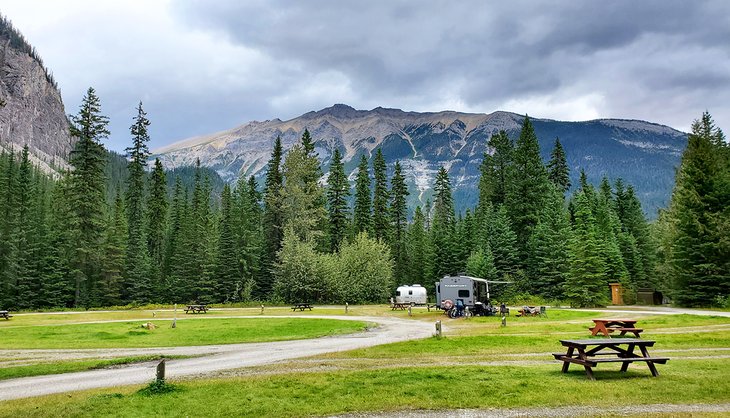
<box><xmin>0</xmin><ymin>315</ymin><xmax>436</xmax><ymax>401</ymax></box>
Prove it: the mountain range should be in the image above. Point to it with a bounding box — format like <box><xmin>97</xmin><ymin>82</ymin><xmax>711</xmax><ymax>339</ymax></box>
<box><xmin>152</xmin><ymin>104</ymin><xmax>687</xmax><ymax>217</ymax></box>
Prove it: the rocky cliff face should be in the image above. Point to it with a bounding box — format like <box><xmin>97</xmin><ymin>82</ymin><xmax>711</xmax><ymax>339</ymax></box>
<box><xmin>0</xmin><ymin>17</ymin><xmax>72</xmax><ymax>173</ymax></box>
<box><xmin>152</xmin><ymin>104</ymin><xmax>687</xmax><ymax>217</ymax></box>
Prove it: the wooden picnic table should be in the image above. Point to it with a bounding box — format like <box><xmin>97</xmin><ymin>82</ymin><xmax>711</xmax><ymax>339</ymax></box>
<box><xmin>391</xmin><ymin>302</ymin><xmax>410</xmax><ymax>311</ymax></box>
<box><xmin>589</xmin><ymin>319</ymin><xmax>643</xmax><ymax>337</ymax></box>
<box><xmin>291</xmin><ymin>303</ymin><xmax>314</xmax><ymax>311</ymax></box>
<box><xmin>0</xmin><ymin>310</ymin><xmax>12</xmax><ymax>320</ymax></box>
<box><xmin>184</xmin><ymin>304</ymin><xmax>208</xmax><ymax>314</ymax></box>
<box><xmin>553</xmin><ymin>338</ymin><xmax>669</xmax><ymax>380</ymax></box>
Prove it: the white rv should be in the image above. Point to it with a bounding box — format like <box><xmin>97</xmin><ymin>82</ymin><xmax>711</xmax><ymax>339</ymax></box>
<box><xmin>395</xmin><ymin>284</ymin><xmax>428</xmax><ymax>305</ymax></box>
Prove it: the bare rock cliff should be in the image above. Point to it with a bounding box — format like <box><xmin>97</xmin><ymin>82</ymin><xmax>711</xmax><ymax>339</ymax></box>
<box><xmin>0</xmin><ymin>26</ymin><xmax>72</xmax><ymax>173</ymax></box>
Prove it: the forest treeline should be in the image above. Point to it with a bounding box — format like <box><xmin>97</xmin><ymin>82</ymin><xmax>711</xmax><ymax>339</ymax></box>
<box><xmin>0</xmin><ymin>88</ymin><xmax>727</xmax><ymax>309</ymax></box>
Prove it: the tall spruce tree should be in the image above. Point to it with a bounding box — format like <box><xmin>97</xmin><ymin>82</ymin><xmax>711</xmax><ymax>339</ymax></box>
<box><xmin>547</xmin><ymin>137</ymin><xmax>571</xmax><ymax>193</ymax></box>
<box><xmin>528</xmin><ymin>186</ymin><xmax>572</xmax><ymax>299</ymax></box>
<box><xmin>372</xmin><ymin>149</ymin><xmax>390</xmax><ymax>241</ymax></box>
<box><xmin>124</xmin><ymin>102</ymin><xmax>152</xmax><ymax>303</ymax></box>
<box><xmin>485</xmin><ymin>204</ymin><xmax>519</xmax><ymax>280</ymax></box>
<box><xmin>68</xmin><ymin>87</ymin><xmax>110</xmax><ymax>307</ymax></box>
<box><xmin>262</xmin><ymin>136</ymin><xmax>284</xmax><ymax>289</ymax></box>
<box><xmin>215</xmin><ymin>184</ymin><xmax>239</xmax><ymax>301</ymax></box>
<box><xmin>99</xmin><ymin>191</ymin><xmax>126</xmax><ymax>306</ymax></box>
<box><xmin>146</xmin><ymin>158</ymin><xmax>167</xmax><ymax>299</ymax></box>
<box><xmin>406</xmin><ymin>206</ymin><xmax>432</xmax><ymax>286</ymax></box>
<box><xmin>431</xmin><ymin>167</ymin><xmax>457</xmax><ymax>276</ymax></box>
<box><xmin>666</xmin><ymin>112</ymin><xmax>730</xmax><ymax>306</ymax></box>
<box><xmin>281</xmin><ymin>133</ymin><xmax>327</xmax><ymax>245</ymax></box>
<box><xmin>326</xmin><ymin>148</ymin><xmax>350</xmax><ymax>251</ymax></box>
<box><xmin>14</xmin><ymin>146</ymin><xmax>38</xmax><ymax>308</ymax></box>
<box><xmin>506</xmin><ymin>116</ymin><xmax>551</xmax><ymax>267</ymax></box>
<box><xmin>389</xmin><ymin>161</ymin><xmax>409</xmax><ymax>281</ymax></box>
<box><xmin>565</xmin><ymin>191</ymin><xmax>608</xmax><ymax>307</ymax></box>
<box><xmin>479</xmin><ymin>130</ymin><xmax>513</xmax><ymax>210</ymax></box>
<box><xmin>353</xmin><ymin>154</ymin><xmax>372</xmax><ymax>234</ymax></box>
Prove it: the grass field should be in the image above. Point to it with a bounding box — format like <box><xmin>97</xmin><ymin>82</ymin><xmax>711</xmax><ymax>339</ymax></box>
<box><xmin>0</xmin><ymin>307</ymin><xmax>728</xmax><ymax>417</ymax></box>
<box><xmin>0</xmin><ymin>317</ymin><xmax>368</xmax><ymax>349</ymax></box>
<box><xmin>0</xmin><ymin>355</ymin><xmax>193</xmax><ymax>381</ymax></box>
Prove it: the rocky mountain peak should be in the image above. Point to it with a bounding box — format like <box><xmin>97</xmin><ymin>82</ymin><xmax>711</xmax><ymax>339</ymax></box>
<box><xmin>0</xmin><ymin>14</ymin><xmax>72</xmax><ymax>174</ymax></box>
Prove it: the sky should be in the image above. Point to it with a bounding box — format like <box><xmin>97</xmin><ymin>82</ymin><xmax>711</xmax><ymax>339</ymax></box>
<box><xmin>1</xmin><ymin>0</ymin><xmax>728</xmax><ymax>152</ymax></box>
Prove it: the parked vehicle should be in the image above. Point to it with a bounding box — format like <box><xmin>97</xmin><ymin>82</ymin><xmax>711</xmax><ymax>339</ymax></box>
<box><xmin>395</xmin><ymin>284</ymin><xmax>428</xmax><ymax>305</ymax></box>
<box><xmin>434</xmin><ymin>275</ymin><xmax>511</xmax><ymax>317</ymax></box>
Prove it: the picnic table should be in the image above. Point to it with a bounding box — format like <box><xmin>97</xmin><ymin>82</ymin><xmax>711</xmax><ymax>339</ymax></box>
<box><xmin>391</xmin><ymin>302</ymin><xmax>410</xmax><ymax>311</ymax></box>
<box><xmin>0</xmin><ymin>310</ymin><xmax>12</xmax><ymax>320</ymax></box>
<box><xmin>184</xmin><ymin>304</ymin><xmax>208</xmax><ymax>314</ymax></box>
<box><xmin>589</xmin><ymin>319</ymin><xmax>643</xmax><ymax>337</ymax></box>
<box><xmin>553</xmin><ymin>338</ymin><xmax>669</xmax><ymax>380</ymax></box>
<box><xmin>291</xmin><ymin>303</ymin><xmax>314</xmax><ymax>311</ymax></box>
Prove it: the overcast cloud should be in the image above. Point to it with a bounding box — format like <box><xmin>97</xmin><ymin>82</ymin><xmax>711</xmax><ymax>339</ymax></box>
<box><xmin>0</xmin><ymin>0</ymin><xmax>728</xmax><ymax>151</ymax></box>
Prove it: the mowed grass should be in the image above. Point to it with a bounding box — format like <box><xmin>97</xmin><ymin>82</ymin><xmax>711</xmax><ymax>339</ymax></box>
<box><xmin>0</xmin><ymin>318</ymin><xmax>368</xmax><ymax>349</ymax></box>
<box><xmin>0</xmin><ymin>360</ymin><xmax>728</xmax><ymax>417</ymax></box>
<box><xmin>0</xmin><ymin>355</ymin><xmax>190</xmax><ymax>381</ymax></box>
<box><xmin>0</xmin><ymin>309</ymin><xmax>727</xmax><ymax>416</ymax></box>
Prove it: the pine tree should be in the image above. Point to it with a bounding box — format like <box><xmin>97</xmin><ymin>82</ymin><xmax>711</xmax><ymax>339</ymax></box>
<box><xmin>0</xmin><ymin>150</ymin><xmax>19</xmax><ymax>308</ymax></box>
<box><xmin>40</xmin><ymin>174</ymin><xmax>74</xmax><ymax>308</ymax></box>
<box><xmin>146</xmin><ymin>158</ymin><xmax>168</xmax><ymax>299</ymax></box>
<box><xmin>281</xmin><ymin>132</ymin><xmax>327</xmax><ymax>245</ymax></box>
<box><xmin>593</xmin><ymin>179</ymin><xmax>631</xmax><ymax>299</ymax></box>
<box><xmin>666</xmin><ymin>112</ymin><xmax>730</xmax><ymax>306</ymax></box>
<box><xmin>485</xmin><ymin>204</ymin><xmax>519</xmax><ymax>280</ymax></box>
<box><xmin>547</xmin><ymin>137</ymin><xmax>571</xmax><ymax>193</ymax></box>
<box><xmin>431</xmin><ymin>167</ymin><xmax>457</xmax><ymax>277</ymax></box>
<box><xmin>190</xmin><ymin>161</ymin><xmax>216</xmax><ymax>303</ymax></box>
<box><xmin>353</xmin><ymin>154</ymin><xmax>372</xmax><ymax>234</ymax></box>
<box><xmin>478</xmin><ymin>130</ymin><xmax>513</xmax><ymax>213</ymax></box>
<box><xmin>99</xmin><ymin>191</ymin><xmax>126</xmax><ymax>306</ymax></box>
<box><xmin>262</xmin><ymin>136</ymin><xmax>284</xmax><ymax>292</ymax></box>
<box><xmin>68</xmin><ymin>87</ymin><xmax>110</xmax><ymax>307</ymax></box>
<box><xmin>14</xmin><ymin>146</ymin><xmax>39</xmax><ymax>308</ymax></box>
<box><xmin>528</xmin><ymin>186</ymin><xmax>572</xmax><ymax>299</ymax></box>
<box><xmin>372</xmin><ymin>149</ymin><xmax>390</xmax><ymax>241</ymax></box>
<box><xmin>466</xmin><ymin>246</ymin><xmax>497</xmax><ymax>281</ymax></box>
<box><xmin>215</xmin><ymin>184</ymin><xmax>239</xmax><ymax>301</ymax></box>
<box><xmin>506</xmin><ymin>116</ymin><xmax>551</xmax><ymax>266</ymax></box>
<box><xmin>326</xmin><ymin>148</ymin><xmax>350</xmax><ymax>251</ymax></box>
<box><xmin>406</xmin><ymin>206</ymin><xmax>432</xmax><ymax>286</ymax></box>
<box><xmin>565</xmin><ymin>191</ymin><xmax>608</xmax><ymax>307</ymax></box>
<box><xmin>236</xmin><ymin>176</ymin><xmax>263</xmax><ymax>300</ymax></box>
<box><xmin>164</xmin><ymin>177</ymin><xmax>187</xmax><ymax>301</ymax></box>
<box><xmin>124</xmin><ymin>102</ymin><xmax>152</xmax><ymax>303</ymax></box>
<box><xmin>389</xmin><ymin>161</ymin><xmax>410</xmax><ymax>281</ymax></box>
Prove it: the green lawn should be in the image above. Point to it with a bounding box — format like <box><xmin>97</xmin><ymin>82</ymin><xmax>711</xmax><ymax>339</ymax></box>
<box><xmin>0</xmin><ymin>309</ymin><xmax>727</xmax><ymax>417</ymax></box>
<box><xmin>0</xmin><ymin>318</ymin><xmax>368</xmax><ymax>349</ymax></box>
<box><xmin>0</xmin><ymin>356</ymin><xmax>190</xmax><ymax>381</ymax></box>
<box><xmin>0</xmin><ymin>360</ymin><xmax>728</xmax><ymax>417</ymax></box>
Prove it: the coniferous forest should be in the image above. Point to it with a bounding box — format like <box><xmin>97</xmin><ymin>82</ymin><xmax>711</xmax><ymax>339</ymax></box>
<box><xmin>0</xmin><ymin>88</ymin><xmax>728</xmax><ymax>310</ymax></box>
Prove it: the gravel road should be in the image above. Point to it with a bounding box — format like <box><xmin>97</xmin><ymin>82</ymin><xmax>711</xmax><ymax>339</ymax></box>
<box><xmin>0</xmin><ymin>315</ymin><xmax>436</xmax><ymax>401</ymax></box>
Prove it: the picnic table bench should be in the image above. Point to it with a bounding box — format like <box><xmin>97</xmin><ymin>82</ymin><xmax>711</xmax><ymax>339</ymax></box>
<box><xmin>291</xmin><ymin>303</ymin><xmax>314</xmax><ymax>311</ymax></box>
<box><xmin>0</xmin><ymin>310</ymin><xmax>12</xmax><ymax>320</ymax></box>
<box><xmin>553</xmin><ymin>338</ymin><xmax>669</xmax><ymax>380</ymax></box>
<box><xmin>184</xmin><ymin>304</ymin><xmax>208</xmax><ymax>314</ymax></box>
<box><xmin>589</xmin><ymin>319</ymin><xmax>643</xmax><ymax>337</ymax></box>
<box><xmin>391</xmin><ymin>302</ymin><xmax>410</xmax><ymax>311</ymax></box>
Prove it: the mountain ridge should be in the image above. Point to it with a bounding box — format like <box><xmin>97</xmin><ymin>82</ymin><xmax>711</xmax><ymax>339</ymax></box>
<box><xmin>151</xmin><ymin>104</ymin><xmax>687</xmax><ymax>217</ymax></box>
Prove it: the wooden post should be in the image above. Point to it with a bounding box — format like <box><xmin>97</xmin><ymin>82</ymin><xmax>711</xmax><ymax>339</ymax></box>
<box><xmin>156</xmin><ymin>359</ymin><xmax>166</xmax><ymax>382</ymax></box>
<box><xmin>345</xmin><ymin>302</ymin><xmax>348</xmax><ymax>313</ymax></box>
<box><xmin>407</xmin><ymin>305</ymin><xmax>412</xmax><ymax>317</ymax></box>
<box><xmin>172</xmin><ymin>304</ymin><xmax>177</xmax><ymax>328</ymax></box>
<box><xmin>435</xmin><ymin>320</ymin><xmax>442</xmax><ymax>337</ymax></box>
<box><xmin>501</xmin><ymin>313</ymin><xmax>507</xmax><ymax>327</ymax></box>
<box><xmin>261</xmin><ymin>304</ymin><xmax>264</xmax><ymax>314</ymax></box>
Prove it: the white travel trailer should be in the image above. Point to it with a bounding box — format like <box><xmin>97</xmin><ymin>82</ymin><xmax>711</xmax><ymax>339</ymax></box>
<box><xmin>395</xmin><ymin>284</ymin><xmax>428</xmax><ymax>305</ymax></box>
<box><xmin>435</xmin><ymin>275</ymin><xmax>511</xmax><ymax>316</ymax></box>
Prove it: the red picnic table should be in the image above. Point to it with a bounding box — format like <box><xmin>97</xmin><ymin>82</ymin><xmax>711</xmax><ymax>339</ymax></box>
<box><xmin>589</xmin><ymin>319</ymin><xmax>643</xmax><ymax>337</ymax></box>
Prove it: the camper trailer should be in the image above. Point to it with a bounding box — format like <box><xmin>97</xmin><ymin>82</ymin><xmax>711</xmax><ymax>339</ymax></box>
<box><xmin>435</xmin><ymin>275</ymin><xmax>510</xmax><ymax>317</ymax></box>
<box><xmin>395</xmin><ymin>284</ymin><xmax>428</xmax><ymax>305</ymax></box>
